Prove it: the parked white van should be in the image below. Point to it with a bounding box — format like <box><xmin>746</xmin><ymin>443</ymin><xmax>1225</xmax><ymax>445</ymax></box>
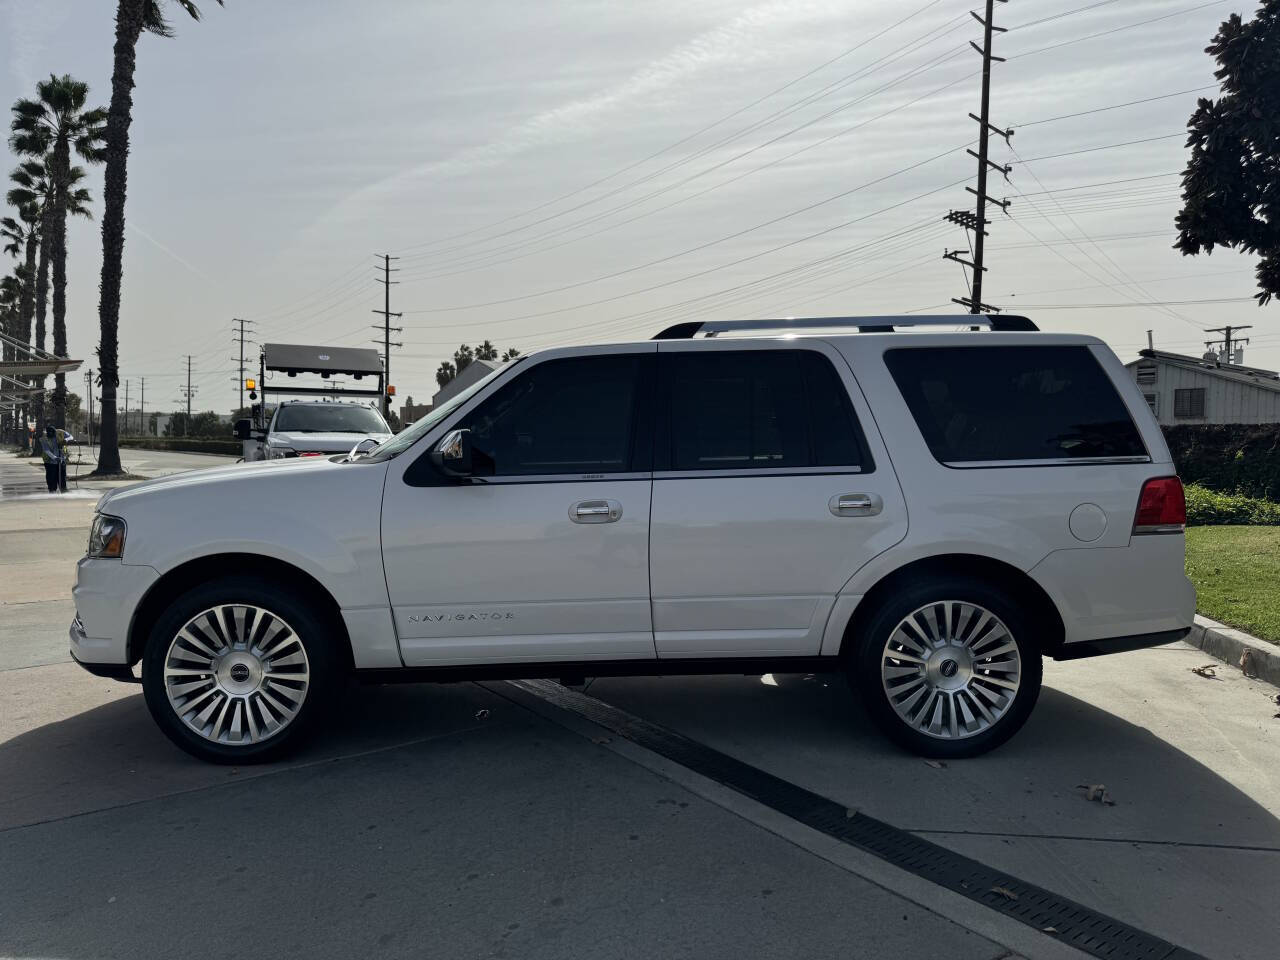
<box><xmin>71</xmin><ymin>316</ymin><xmax>1194</xmax><ymax>763</ymax></box>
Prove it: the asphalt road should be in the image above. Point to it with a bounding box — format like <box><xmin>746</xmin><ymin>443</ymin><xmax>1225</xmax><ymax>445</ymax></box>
<box><xmin>2</xmin><ymin>450</ymin><xmax>1277</xmax><ymax>960</ymax></box>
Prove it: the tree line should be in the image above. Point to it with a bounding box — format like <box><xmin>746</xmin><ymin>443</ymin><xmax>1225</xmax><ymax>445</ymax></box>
<box><xmin>1</xmin><ymin>0</ymin><xmax>221</xmax><ymax>475</ymax></box>
<box><xmin>436</xmin><ymin>340</ymin><xmax>520</xmax><ymax>389</ymax></box>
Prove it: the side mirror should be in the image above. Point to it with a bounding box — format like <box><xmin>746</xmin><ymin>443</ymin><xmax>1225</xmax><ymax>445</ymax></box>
<box><xmin>430</xmin><ymin>428</ymin><xmax>473</xmax><ymax>477</ymax></box>
<box><xmin>233</xmin><ymin>418</ymin><xmax>252</xmax><ymax>440</ymax></box>
<box><xmin>347</xmin><ymin>437</ymin><xmax>380</xmax><ymax>460</ymax></box>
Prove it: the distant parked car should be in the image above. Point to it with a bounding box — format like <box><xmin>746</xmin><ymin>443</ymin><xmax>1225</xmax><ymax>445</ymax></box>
<box><xmin>72</xmin><ymin>315</ymin><xmax>1194</xmax><ymax>763</ymax></box>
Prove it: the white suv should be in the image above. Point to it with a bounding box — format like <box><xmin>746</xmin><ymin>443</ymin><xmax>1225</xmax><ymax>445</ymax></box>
<box><xmin>71</xmin><ymin>316</ymin><xmax>1195</xmax><ymax>764</ymax></box>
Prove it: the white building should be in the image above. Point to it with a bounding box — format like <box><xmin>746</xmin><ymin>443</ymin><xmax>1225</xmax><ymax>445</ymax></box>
<box><xmin>1125</xmin><ymin>349</ymin><xmax>1280</xmax><ymax>426</ymax></box>
<box><xmin>432</xmin><ymin>359</ymin><xmax>500</xmax><ymax>408</ymax></box>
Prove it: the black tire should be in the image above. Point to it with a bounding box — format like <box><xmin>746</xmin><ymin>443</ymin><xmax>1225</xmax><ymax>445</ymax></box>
<box><xmin>849</xmin><ymin>575</ymin><xmax>1042</xmax><ymax>759</ymax></box>
<box><xmin>142</xmin><ymin>576</ymin><xmax>342</xmax><ymax>764</ymax></box>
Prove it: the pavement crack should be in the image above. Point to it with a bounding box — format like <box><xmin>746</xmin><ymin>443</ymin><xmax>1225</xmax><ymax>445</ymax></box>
<box><xmin>0</xmin><ymin>720</ymin><xmax>497</xmax><ymax>836</ymax></box>
<box><xmin>908</xmin><ymin>827</ymin><xmax>1280</xmax><ymax>854</ymax></box>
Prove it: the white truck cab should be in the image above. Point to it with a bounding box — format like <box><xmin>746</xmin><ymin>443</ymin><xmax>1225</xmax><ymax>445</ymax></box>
<box><xmin>71</xmin><ymin>316</ymin><xmax>1196</xmax><ymax>764</ymax></box>
<box><xmin>234</xmin><ymin>341</ymin><xmax>393</xmax><ymax>460</ymax></box>
<box><xmin>250</xmin><ymin>399</ymin><xmax>392</xmax><ymax>460</ymax></box>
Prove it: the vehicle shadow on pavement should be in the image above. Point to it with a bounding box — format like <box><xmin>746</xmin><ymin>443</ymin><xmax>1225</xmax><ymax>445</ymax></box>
<box><xmin>584</xmin><ymin>671</ymin><xmax>1280</xmax><ymax>960</ymax></box>
<box><xmin>2</xmin><ymin>672</ymin><xmax>1277</xmax><ymax>960</ymax></box>
<box><xmin>3</xmin><ymin>671</ymin><xmax>1277</xmax><ymax>850</ymax></box>
<box><xmin>585</xmin><ymin>672</ymin><xmax>1280</xmax><ymax>848</ymax></box>
<box><xmin>0</xmin><ymin>680</ymin><xmax>503</xmax><ymax>833</ymax></box>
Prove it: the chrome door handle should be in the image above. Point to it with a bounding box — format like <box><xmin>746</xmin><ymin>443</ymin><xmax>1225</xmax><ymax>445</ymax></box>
<box><xmin>570</xmin><ymin>499</ymin><xmax>622</xmax><ymax>523</ymax></box>
<box><xmin>830</xmin><ymin>493</ymin><xmax>882</xmax><ymax>517</ymax></box>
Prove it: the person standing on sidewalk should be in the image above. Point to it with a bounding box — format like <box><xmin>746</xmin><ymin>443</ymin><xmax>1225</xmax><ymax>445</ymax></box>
<box><xmin>38</xmin><ymin>425</ymin><xmax>74</xmax><ymax>493</ymax></box>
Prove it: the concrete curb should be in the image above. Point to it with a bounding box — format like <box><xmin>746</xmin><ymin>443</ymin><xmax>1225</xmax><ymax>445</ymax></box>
<box><xmin>1186</xmin><ymin>614</ymin><xmax>1280</xmax><ymax>688</ymax></box>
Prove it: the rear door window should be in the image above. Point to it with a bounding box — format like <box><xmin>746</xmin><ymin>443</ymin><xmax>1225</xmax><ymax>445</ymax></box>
<box><xmin>884</xmin><ymin>345</ymin><xmax>1146</xmax><ymax>464</ymax></box>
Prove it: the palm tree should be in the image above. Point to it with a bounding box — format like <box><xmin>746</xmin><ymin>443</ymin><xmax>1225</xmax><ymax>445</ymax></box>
<box><xmin>0</xmin><ymin>272</ymin><xmax>21</xmax><ymax>443</ymax></box>
<box><xmin>7</xmin><ymin>163</ymin><xmax>50</xmax><ymax>433</ymax></box>
<box><xmin>8</xmin><ymin>160</ymin><xmax>94</xmax><ymax>433</ymax></box>
<box><xmin>10</xmin><ymin>75</ymin><xmax>106</xmax><ymax>429</ymax></box>
<box><xmin>93</xmin><ymin>0</ymin><xmax>223</xmax><ymax>476</ymax></box>
<box><xmin>1</xmin><ymin>205</ymin><xmax>37</xmax><ymax>447</ymax></box>
<box><xmin>0</xmin><ymin>194</ymin><xmax>39</xmax><ymax>350</ymax></box>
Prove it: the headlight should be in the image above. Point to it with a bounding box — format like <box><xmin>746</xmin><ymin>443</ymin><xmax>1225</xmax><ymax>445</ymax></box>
<box><xmin>269</xmin><ymin>446</ymin><xmax>296</xmax><ymax>459</ymax></box>
<box><xmin>87</xmin><ymin>514</ymin><xmax>127</xmax><ymax>559</ymax></box>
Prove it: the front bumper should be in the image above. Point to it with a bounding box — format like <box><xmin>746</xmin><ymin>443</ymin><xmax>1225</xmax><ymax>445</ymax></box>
<box><xmin>70</xmin><ymin>557</ymin><xmax>159</xmax><ymax>667</ymax></box>
<box><xmin>68</xmin><ymin>633</ymin><xmax>139</xmax><ymax>682</ymax></box>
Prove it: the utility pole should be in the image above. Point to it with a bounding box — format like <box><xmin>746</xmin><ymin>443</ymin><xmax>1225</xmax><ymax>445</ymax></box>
<box><xmin>1204</xmin><ymin>325</ymin><xmax>1252</xmax><ymax>364</ymax></box>
<box><xmin>123</xmin><ymin>379</ymin><xmax>129</xmax><ymax>437</ymax></box>
<box><xmin>372</xmin><ymin>253</ymin><xmax>402</xmax><ymax>419</ymax></box>
<box><xmin>139</xmin><ymin>377</ymin><xmax>145</xmax><ymax>438</ymax></box>
<box><xmin>84</xmin><ymin>368</ymin><xmax>94</xmax><ymax>451</ymax></box>
<box><xmin>944</xmin><ymin>0</ymin><xmax>1011</xmax><ymax>314</ymax></box>
<box><xmin>177</xmin><ymin>356</ymin><xmax>198</xmax><ymax>436</ymax></box>
<box><xmin>232</xmin><ymin>318</ymin><xmax>254</xmax><ymax>414</ymax></box>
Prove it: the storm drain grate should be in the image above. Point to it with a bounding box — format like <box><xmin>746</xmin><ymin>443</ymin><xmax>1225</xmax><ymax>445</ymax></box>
<box><xmin>510</xmin><ymin>679</ymin><xmax>1205</xmax><ymax>960</ymax></box>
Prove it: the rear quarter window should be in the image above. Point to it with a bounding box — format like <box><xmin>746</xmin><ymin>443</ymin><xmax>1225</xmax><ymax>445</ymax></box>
<box><xmin>884</xmin><ymin>345</ymin><xmax>1146</xmax><ymax>464</ymax></box>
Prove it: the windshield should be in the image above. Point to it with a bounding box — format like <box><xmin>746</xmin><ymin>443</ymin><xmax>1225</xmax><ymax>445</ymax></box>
<box><xmin>273</xmin><ymin>403</ymin><xmax>390</xmax><ymax>435</ymax></box>
<box><xmin>365</xmin><ymin>360</ymin><xmax>516</xmax><ymax>461</ymax></box>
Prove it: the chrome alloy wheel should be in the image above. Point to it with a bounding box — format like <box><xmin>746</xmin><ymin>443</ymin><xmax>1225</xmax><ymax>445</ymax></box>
<box><xmin>163</xmin><ymin>604</ymin><xmax>310</xmax><ymax>746</ymax></box>
<box><xmin>880</xmin><ymin>601</ymin><xmax>1021</xmax><ymax>740</ymax></box>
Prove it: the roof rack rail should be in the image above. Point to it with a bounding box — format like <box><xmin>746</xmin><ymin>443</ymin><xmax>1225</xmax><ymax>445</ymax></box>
<box><xmin>651</xmin><ymin>314</ymin><xmax>1037</xmax><ymax>340</ymax></box>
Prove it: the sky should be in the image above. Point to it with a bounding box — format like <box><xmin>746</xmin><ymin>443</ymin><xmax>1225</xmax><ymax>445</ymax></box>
<box><xmin>2</xmin><ymin>0</ymin><xmax>1276</xmax><ymax>416</ymax></box>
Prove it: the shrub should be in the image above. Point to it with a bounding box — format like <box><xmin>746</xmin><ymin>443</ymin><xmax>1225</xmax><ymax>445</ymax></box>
<box><xmin>118</xmin><ymin>437</ymin><xmax>241</xmax><ymax>456</ymax></box>
<box><xmin>1164</xmin><ymin>424</ymin><xmax>1280</xmax><ymax>500</ymax></box>
<box><xmin>1184</xmin><ymin>483</ymin><xmax>1280</xmax><ymax>526</ymax></box>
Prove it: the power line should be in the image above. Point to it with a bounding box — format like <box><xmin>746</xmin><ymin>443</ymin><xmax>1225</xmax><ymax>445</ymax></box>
<box><xmin>396</xmin><ymin>0</ymin><xmax>1131</xmax><ymax>268</ymax></box>
<box><xmin>401</xmin><ymin>145</ymin><xmax>970</xmax><ymax>316</ymax></box>
<box><xmin>1007</xmin><ymin>0</ymin><xmax>1230</xmax><ymax>61</ymax></box>
<box><xmin>1006</xmin><ymin>138</ymin><xmax>1201</xmax><ymax>331</ymax></box>
<box><xmin>1007</xmin><ymin>297</ymin><xmax>1255</xmax><ymax>309</ymax></box>
<box><xmin>396</xmin><ymin>2</ymin><xmax>966</xmax><ymax>264</ymax></box>
<box><xmin>1013</xmin><ymin>86</ymin><xmax>1217</xmax><ymax>128</ymax></box>
<box><xmin>428</xmin><ymin>214</ymin><xmax>955</xmax><ymax>349</ymax></box>
<box><xmin>1003</xmin><ymin>268</ymin><xmax>1251</xmax><ymax>298</ymax></box>
<box><xmin>1016</xmin><ymin>133</ymin><xmax>1183</xmax><ymax>164</ymax></box>
<box><xmin>1005</xmin><ymin>0</ymin><xmax>1123</xmax><ymax>32</ymax></box>
<box><xmin>399</xmin><ymin>60</ymin><xmax>979</xmax><ymax>286</ymax></box>
<box><xmin>400</xmin><ymin>33</ymin><xmax>976</xmax><ymax>280</ymax></box>
<box><xmin>989</xmin><ymin>229</ymin><xmax>1172</xmax><ymax>250</ymax></box>
<box><xmin>242</xmin><ymin>259</ymin><xmax>369</xmax><ymax>322</ymax></box>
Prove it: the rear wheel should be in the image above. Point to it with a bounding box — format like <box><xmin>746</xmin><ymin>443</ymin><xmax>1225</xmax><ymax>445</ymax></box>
<box><xmin>142</xmin><ymin>577</ymin><xmax>341</xmax><ymax>764</ymax></box>
<box><xmin>850</xmin><ymin>577</ymin><xmax>1042</xmax><ymax>758</ymax></box>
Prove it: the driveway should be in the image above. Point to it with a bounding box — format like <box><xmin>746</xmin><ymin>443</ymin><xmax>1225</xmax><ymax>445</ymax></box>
<box><xmin>1</xmin><ymin>450</ymin><xmax>1275</xmax><ymax>959</ymax></box>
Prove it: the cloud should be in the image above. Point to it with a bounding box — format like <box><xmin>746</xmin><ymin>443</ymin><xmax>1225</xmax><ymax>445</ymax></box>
<box><xmin>306</xmin><ymin>0</ymin><xmax>839</xmax><ymax>235</ymax></box>
<box><xmin>2</xmin><ymin>0</ymin><xmax>70</xmax><ymax>91</ymax></box>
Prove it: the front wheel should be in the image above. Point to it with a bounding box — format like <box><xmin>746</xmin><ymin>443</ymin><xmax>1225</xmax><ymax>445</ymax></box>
<box><xmin>850</xmin><ymin>577</ymin><xmax>1042</xmax><ymax>758</ymax></box>
<box><xmin>142</xmin><ymin>577</ymin><xmax>341</xmax><ymax>764</ymax></box>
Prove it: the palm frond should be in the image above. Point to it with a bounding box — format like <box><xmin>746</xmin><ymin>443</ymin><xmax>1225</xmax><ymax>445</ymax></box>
<box><xmin>143</xmin><ymin>0</ymin><xmax>224</xmax><ymax>38</ymax></box>
<box><xmin>6</xmin><ymin>187</ymin><xmax>38</xmax><ymax>209</ymax></box>
<box><xmin>8</xmin><ymin>129</ymin><xmax>49</xmax><ymax>158</ymax></box>
<box><xmin>67</xmin><ymin>188</ymin><xmax>94</xmax><ymax>219</ymax></box>
<box><xmin>142</xmin><ymin>1</ymin><xmax>175</xmax><ymax>37</ymax></box>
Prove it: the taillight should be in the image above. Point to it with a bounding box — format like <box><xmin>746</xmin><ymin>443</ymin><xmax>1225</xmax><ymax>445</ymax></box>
<box><xmin>1133</xmin><ymin>476</ymin><xmax>1185</xmax><ymax>534</ymax></box>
